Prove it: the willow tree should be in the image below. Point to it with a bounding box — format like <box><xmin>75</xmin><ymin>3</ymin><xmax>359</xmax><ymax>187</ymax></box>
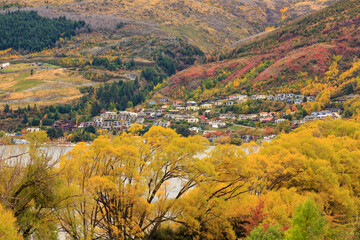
<box><xmin>0</xmin><ymin>131</ymin><xmax>64</xmax><ymax>239</ymax></box>
<box><xmin>57</xmin><ymin>125</ymin><xmax>212</xmax><ymax>239</ymax></box>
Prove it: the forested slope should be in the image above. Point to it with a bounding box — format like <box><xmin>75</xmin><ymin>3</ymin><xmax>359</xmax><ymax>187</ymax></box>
<box><xmin>0</xmin><ymin>11</ymin><xmax>85</xmax><ymax>52</ymax></box>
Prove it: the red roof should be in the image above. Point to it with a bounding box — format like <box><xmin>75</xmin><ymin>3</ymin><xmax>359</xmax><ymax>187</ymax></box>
<box><xmin>263</xmin><ymin>117</ymin><xmax>274</xmax><ymax>122</ymax></box>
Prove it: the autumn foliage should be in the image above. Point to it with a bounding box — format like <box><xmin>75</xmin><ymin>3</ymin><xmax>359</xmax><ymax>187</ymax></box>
<box><xmin>1</xmin><ymin>119</ymin><xmax>360</xmax><ymax>239</ymax></box>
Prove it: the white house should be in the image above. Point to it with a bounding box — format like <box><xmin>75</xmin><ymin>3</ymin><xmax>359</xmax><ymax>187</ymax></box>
<box><xmin>275</xmin><ymin>119</ymin><xmax>286</xmax><ymax>124</ymax></box>
<box><xmin>294</xmin><ymin>99</ymin><xmax>303</xmax><ymax>104</ymax></box>
<box><xmin>187</xmin><ymin>117</ymin><xmax>199</xmax><ymax>123</ymax></box>
<box><xmin>0</xmin><ymin>62</ymin><xmax>10</xmax><ymax>69</ymax></box>
<box><xmin>93</xmin><ymin>116</ymin><xmax>103</xmax><ymax>122</ymax></box>
<box><xmin>200</xmin><ymin>103</ymin><xmax>213</xmax><ymax>109</ymax></box>
<box><xmin>226</xmin><ymin>101</ymin><xmax>234</xmax><ymax>106</ymax></box>
<box><xmin>189</xmin><ymin>127</ymin><xmax>202</xmax><ymax>133</ymax></box>
<box><xmin>251</xmin><ymin>95</ymin><xmax>267</xmax><ymax>100</ymax></box>
<box><xmin>26</xmin><ymin>127</ymin><xmax>40</xmax><ymax>132</ymax></box>
<box><xmin>186</xmin><ymin>106</ymin><xmax>200</xmax><ymax>111</ymax></box>
<box><xmin>210</xmin><ymin>122</ymin><xmax>226</xmax><ymax>128</ymax></box>
<box><xmin>228</xmin><ymin>95</ymin><xmax>248</xmax><ymax>101</ymax></box>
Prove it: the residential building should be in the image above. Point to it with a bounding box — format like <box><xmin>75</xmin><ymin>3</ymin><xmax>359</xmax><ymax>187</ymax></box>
<box><xmin>275</xmin><ymin>119</ymin><xmax>286</xmax><ymax>124</ymax></box>
<box><xmin>200</xmin><ymin>103</ymin><xmax>213</xmax><ymax>109</ymax></box>
<box><xmin>261</xmin><ymin>117</ymin><xmax>274</xmax><ymax>122</ymax></box>
<box><xmin>186</xmin><ymin>101</ymin><xmax>197</xmax><ymax>106</ymax></box>
<box><xmin>189</xmin><ymin>127</ymin><xmax>202</xmax><ymax>133</ymax></box>
<box><xmin>26</xmin><ymin>127</ymin><xmax>40</xmax><ymax>132</ymax></box>
<box><xmin>187</xmin><ymin>117</ymin><xmax>199</xmax><ymax>123</ymax></box>
<box><xmin>54</xmin><ymin>120</ymin><xmax>77</xmax><ymax>132</ymax></box>
<box><xmin>210</xmin><ymin>122</ymin><xmax>226</xmax><ymax>128</ymax></box>
<box><xmin>186</xmin><ymin>106</ymin><xmax>200</xmax><ymax>111</ymax></box>
<box><xmin>172</xmin><ymin>101</ymin><xmax>183</xmax><ymax>106</ymax></box>
<box><xmin>102</xmin><ymin>121</ymin><xmax>112</xmax><ymax>130</ymax></box>
<box><xmin>136</xmin><ymin>118</ymin><xmax>145</xmax><ymax>124</ymax></box>
<box><xmin>159</xmin><ymin>98</ymin><xmax>170</xmax><ymax>103</ymax></box>
<box><xmin>251</xmin><ymin>95</ymin><xmax>267</xmax><ymax>100</ymax></box>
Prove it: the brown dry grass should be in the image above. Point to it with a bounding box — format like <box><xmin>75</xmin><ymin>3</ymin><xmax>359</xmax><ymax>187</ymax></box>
<box><xmin>2</xmin><ymin>87</ymin><xmax>81</xmax><ymax>101</ymax></box>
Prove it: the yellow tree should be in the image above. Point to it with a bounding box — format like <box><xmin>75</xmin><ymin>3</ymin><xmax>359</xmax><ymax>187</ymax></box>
<box><xmin>173</xmin><ymin>144</ymin><xmax>250</xmax><ymax>240</ymax></box>
<box><xmin>0</xmin><ymin>131</ymin><xmax>63</xmax><ymax>239</ymax></box>
<box><xmin>247</xmin><ymin>119</ymin><xmax>360</xmax><ymax>226</ymax></box>
<box><xmin>58</xmin><ymin>126</ymin><xmax>212</xmax><ymax>239</ymax></box>
<box><xmin>0</xmin><ymin>204</ymin><xmax>22</xmax><ymax>240</ymax></box>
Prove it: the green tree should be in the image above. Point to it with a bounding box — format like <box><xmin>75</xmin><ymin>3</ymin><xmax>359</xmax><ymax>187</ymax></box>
<box><xmin>3</xmin><ymin>104</ymin><xmax>10</xmax><ymax>113</ymax></box>
<box><xmin>84</xmin><ymin>125</ymin><xmax>96</xmax><ymax>134</ymax></box>
<box><xmin>285</xmin><ymin>200</ymin><xmax>327</xmax><ymax>240</ymax></box>
<box><xmin>247</xmin><ymin>225</ymin><xmax>284</xmax><ymax>240</ymax></box>
<box><xmin>46</xmin><ymin>128</ymin><xmax>59</xmax><ymax>139</ymax></box>
<box><xmin>22</xmin><ymin>113</ymin><xmax>28</xmax><ymax>124</ymax></box>
<box><xmin>174</xmin><ymin>124</ymin><xmax>191</xmax><ymax>137</ymax></box>
<box><xmin>53</xmin><ymin>111</ymin><xmax>60</xmax><ymax>121</ymax></box>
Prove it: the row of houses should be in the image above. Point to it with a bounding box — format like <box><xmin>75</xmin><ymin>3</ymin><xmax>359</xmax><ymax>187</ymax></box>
<box><xmin>303</xmin><ymin>110</ymin><xmax>341</xmax><ymax>122</ymax></box>
<box><xmin>164</xmin><ymin>114</ymin><xmax>200</xmax><ymax>123</ymax></box>
<box><xmin>202</xmin><ymin>130</ymin><xmax>259</xmax><ymax>143</ymax></box>
<box><xmin>79</xmin><ymin>120</ymin><xmax>132</xmax><ymax>130</ymax></box>
<box><xmin>154</xmin><ymin>93</ymin><xmax>314</xmax><ymax>108</ymax></box>
<box><xmin>96</xmin><ymin>110</ymin><xmax>138</xmax><ymax>121</ymax></box>
<box><xmin>267</xmin><ymin>94</ymin><xmax>315</xmax><ymax>104</ymax></box>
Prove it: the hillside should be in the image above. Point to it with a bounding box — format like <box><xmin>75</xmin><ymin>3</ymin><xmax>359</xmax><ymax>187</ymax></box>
<box><xmin>2</xmin><ymin>0</ymin><xmax>338</xmax><ymax>52</ymax></box>
<box><xmin>157</xmin><ymin>0</ymin><xmax>360</xmax><ymax>101</ymax></box>
<box><xmin>0</xmin><ymin>0</ymin><xmax>350</xmax><ymax>109</ymax></box>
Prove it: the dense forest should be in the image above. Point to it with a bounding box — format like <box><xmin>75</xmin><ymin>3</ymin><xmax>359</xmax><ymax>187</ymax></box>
<box><xmin>0</xmin><ymin>11</ymin><xmax>85</xmax><ymax>51</ymax></box>
<box><xmin>94</xmin><ymin>79</ymin><xmax>145</xmax><ymax>113</ymax></box>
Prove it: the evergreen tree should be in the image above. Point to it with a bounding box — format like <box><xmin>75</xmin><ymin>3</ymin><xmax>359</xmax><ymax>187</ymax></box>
<box><xmin>3</xmin><ymin>104</ymin><xmax>10</xmax><ymax>113</ymax></box>
<box><xmin>22</xmin><ymin>113</ymin><xmax>28</xmax><ymax>124</ymax></box>
<box><xmin>285</xmin><ymin>200</ymin><xmax>327</xmax><ymax>240</ymax></box>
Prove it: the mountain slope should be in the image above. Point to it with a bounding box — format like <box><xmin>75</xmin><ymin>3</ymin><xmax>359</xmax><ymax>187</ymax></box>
<box><xmin>2</xmin><ymin>0</ymin><xmax>339</xmax><ymax>52</ymax></box>
<box><xmin>157</xmin><ymin>0</ymin><xmax>360</xmax><ymax>100</ymax></box>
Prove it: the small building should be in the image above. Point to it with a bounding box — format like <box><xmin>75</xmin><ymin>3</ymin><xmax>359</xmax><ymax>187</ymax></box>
<box><xmin>261</xmin><ymin>117</ymin><xmax>274</xmax><ymax>122</ymax></box>
<box><xmin>172</xmin><ymin>101</ymin><xmax>183</xmax><ymax>107</ymax></box>
<box><xmin>161</xmin><ymin>121</ymin><xmax>171</xmax><ymax>128</ymax></box>
<box><xmin>189</xmin><ymin>127</ymin><xmax>202</xmax><ymax>133</ymax></box>
<box><xmin>275</xmin><ymin>119</ymin><xmax>286</xmax><ymax>124</ymax></box>
<box><xmin>187</xmin><ymin>117</ymin><xmax>199</xmax><ymax>123</ymax></box>
<box><xmin>54</xmin><ymin>120</ymin><xmax>77</xmax><ymax>132</ymax></box>
<box><xmin>93</xmin><ymin>116</ymin><xmax>103</xmax><ymax>122</ymax></box>
<box><xmin>0</xmin><ymin>62</ymin><xmax>10</xmax><ymax>69</ymax></box>
<box><xmin>26</xmin><ymin>127</ymin><xmax>40</xmax><ymax>132</ymax></box>
<box><xmin>251</xmin><ymin>95</ymin><xmax>267</xmax><ymax>100</ymax></box>
<box><xmin>186</xmin><ymin>101</ymin><xmax>197</xmax><ymax>106</ymax></box>
<box><xmin>200</xmin><ymin>103</ymin><xmax>213</xmax><ymax>109</ymax></box>
<box><xmin>307</xmin><ymin>96</ymin><xmax>316</xmax><ymax>102</ymax></box>
<box><xmin>210</xmin><ymin>122</ymin><xmax>226</xmax><ymax>128</ymax></box>
<box><xmin>102</xmin><ymin>121</ymin><xmax>112</xmax><ymax>130</ymax></box>
<box><xmin>226</xmin><ymin>101</ymin><xmax>234</xmax><ymax>106</ymax></box>
<box><xmin>294</xmin><ymin>99</ymin><xmax>303</xmax><ymax>104</ymax></box>
<box><xmin>136</xmin><ymin>118</ymin><xmax>145</xmax><ymax>124</ymax></box>
<box><xmin>126</xmin><ymin>73</ymin><xmax>137</xmax><ymax>81</ymax></box>
<box><xmin>186</xmin><ymin>106</ymin><xmax>200</xmax><ymax>111</ymax></box>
